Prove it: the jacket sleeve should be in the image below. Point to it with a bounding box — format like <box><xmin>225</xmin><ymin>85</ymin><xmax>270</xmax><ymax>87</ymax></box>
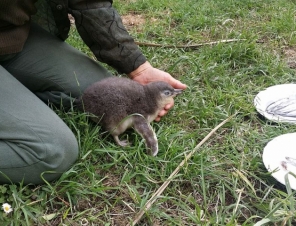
<box><xmin>68</xmin><ymin>0</ymin><xmax>146</xmax><ymax>74</ymax></box>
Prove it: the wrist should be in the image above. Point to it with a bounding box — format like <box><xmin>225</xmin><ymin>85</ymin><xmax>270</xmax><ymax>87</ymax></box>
<box><xmin>128</xmin><ymin>61</ymin><xmax>152</xmax><ymax>79</ymax></box>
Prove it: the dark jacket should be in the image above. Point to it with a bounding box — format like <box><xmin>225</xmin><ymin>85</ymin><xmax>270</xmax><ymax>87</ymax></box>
<box><xmin>0</xmin><ymin>0</ymin><xmax>146</xmax><ymax>74</ymax></box>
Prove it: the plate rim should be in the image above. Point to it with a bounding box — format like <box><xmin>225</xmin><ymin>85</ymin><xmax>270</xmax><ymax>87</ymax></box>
<box><xmin>254</xmin><ymin>83</ymin><xmax>296</xmax><ymax>124</ymax></box>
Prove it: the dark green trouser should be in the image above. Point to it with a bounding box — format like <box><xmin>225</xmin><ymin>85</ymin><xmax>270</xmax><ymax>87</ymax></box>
<box><xmin>0</xmin><ymin>24</ymin><xmax>112</xmax><ymax>184</ymax></box>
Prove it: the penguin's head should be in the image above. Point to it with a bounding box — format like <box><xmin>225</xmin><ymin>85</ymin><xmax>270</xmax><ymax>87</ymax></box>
<box><xmin>160</xmin><ymin>86</ymin><xmax>183</xmax><ymax>98</ymax></box>
<box><xmin>147</xmin><ymin>81</ymin><xmax>183</xmax><ymax>107</ymax></box>
<box><xmin>152</xmin><ymin>81</ymin><xmax>182</xmax><ymax>96</ymax></box>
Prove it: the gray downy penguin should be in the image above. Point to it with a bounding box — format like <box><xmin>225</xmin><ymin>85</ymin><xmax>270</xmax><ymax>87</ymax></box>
<box><xmin>78</xmin><ymin>77</ymin><xmax>182</xmax><ymax>156</ymax></box>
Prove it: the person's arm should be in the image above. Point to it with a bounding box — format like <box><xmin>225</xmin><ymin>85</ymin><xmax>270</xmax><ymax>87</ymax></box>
<box><xmin>68</xmin><ymin>0</ymin><xmax>146</xmax><ymax>74</ymax></box>
<box><xmin>68</xmin><ymin>0</ymin><xmax>187</xmax><ymax>120</ymax></box>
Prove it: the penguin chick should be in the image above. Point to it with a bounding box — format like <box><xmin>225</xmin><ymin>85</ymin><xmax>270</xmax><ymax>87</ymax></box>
<box><xmin>78</xmin><ymin>77</ymin><xmax>182</xmax><ymax>156</ymax></box>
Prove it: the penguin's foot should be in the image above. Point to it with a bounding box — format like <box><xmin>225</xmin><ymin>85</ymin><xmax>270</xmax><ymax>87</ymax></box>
<box><xmin>114</xmin><ymin>135</ymin><xmax>130</xmax><ymax>147</ymax></box>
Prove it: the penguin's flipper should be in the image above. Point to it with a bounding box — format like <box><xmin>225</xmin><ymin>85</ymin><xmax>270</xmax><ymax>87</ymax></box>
<box><xmin>132</xmin><ymin>116</ymin><xmax>158</xmax><ymax>156</ymax></box>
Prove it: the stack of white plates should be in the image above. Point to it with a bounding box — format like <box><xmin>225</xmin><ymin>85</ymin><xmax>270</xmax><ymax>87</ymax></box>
<box><xmin>254</xmin><ymin>84</ymin><xmax>296</xmax><ymax>189</ymax></box>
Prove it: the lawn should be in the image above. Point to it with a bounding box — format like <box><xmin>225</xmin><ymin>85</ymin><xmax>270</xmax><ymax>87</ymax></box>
<box><xmin>1</xmin><ymin>0</ymin><xmax>296</xmax><ymax>225</ymax></box>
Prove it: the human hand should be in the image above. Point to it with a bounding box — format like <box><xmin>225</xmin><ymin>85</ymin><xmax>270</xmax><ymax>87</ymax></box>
<box><xmin>129</xmin><ymin>62</ymin><xmax>187</xmax><ymax>121</ymax></box>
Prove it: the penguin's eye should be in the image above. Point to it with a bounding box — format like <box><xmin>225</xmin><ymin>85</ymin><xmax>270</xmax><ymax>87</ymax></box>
<box><xmin>163</xmin><ymin>90</ymin><xmax>172</xmax><ymax>96</ymax></box>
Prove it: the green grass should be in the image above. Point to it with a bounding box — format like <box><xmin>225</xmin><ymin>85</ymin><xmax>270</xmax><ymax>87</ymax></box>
<box><xmin>2</xmin><ymin>0</ymin><xmax>296</xmax><ymax>225</ymax></box>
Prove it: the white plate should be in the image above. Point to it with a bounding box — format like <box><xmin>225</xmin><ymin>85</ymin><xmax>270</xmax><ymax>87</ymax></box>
<box><xmin>263</xmin><ymin>133</ymin><xmax>296</xmax><ymax>189</ymax></box>
<box><xmin>254</xmin><ymin>84</ymin><xmax>296</xmax><ymax>123</ymax></box>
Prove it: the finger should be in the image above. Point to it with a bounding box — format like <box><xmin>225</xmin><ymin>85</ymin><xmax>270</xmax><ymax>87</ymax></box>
<box><xmin>161</xmin><ymin>74</ymin><xmax>187</xmax><ymax>90</ymax></box>
<box><xmin>158</xmin><ymin>109</ymin><xmax>168</xmax><ymax>117</ymax></box>
<box><xmin>164</xmin><ymin>101</ymin><xmax>174</xmax><ymax>110</ymax></box>
<box><xmin>154</xmin><ymin>116</ymin><xmax>161</xmax><ymax>122</ymax></box>
<box><xmin>169</xmin><ymin>77</ymin><xmax>187</xmax><ymax>90</ymax></box>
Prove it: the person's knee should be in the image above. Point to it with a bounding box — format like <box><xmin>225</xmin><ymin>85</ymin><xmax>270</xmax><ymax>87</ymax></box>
<box><xmin>43</xmin><ymin>128</ymin><xmax>79</xmax><ymax>172</ymax></box>
<box><xmin>26</xmin><ymin>127</ymin><xmax>79</xmax><ymax>184</ymax></box>
<box><xmin>0</xmin><ymin>129</ymin><xmax>79</xmax><ymax>185</ymax></box>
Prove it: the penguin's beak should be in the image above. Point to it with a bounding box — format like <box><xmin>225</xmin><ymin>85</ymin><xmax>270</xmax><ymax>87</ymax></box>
<box><xmin>173</xmin><ymin>89</ymin><xmax>183</xmax><ymax>95</ymax></box>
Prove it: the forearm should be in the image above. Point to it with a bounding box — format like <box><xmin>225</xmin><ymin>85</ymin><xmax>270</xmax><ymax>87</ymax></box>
<box><xmin>68</xmin><ymin>0</ymin><xmax>146</xmax><ymax>73</ymax></box>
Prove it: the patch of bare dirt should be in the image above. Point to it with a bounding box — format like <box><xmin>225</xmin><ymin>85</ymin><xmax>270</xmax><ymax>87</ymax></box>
<box><xmin>283</xmin><ymin>47</ymin><xmax>296</xmax><ymax>69</ymax></box>
<box><xmin>121</xmin><ymin>13</ymin><xmax>146</xmax><ymax>31</ymax></box>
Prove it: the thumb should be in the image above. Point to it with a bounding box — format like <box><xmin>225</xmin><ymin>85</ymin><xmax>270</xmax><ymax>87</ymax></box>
<box><xmin>167</xmin><ymin>76</ymin><xmax>187</xmax><ymax>90</ymax></box>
